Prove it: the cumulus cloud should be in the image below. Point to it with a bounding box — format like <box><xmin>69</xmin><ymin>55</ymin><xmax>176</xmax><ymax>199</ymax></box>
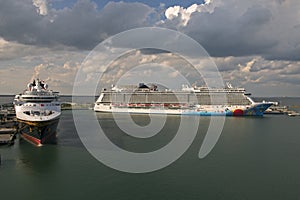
<box><xmin>0</xmin><ymin>66</ymin><xmax>33</xmax><ymax>94</ymax></box>
<box><xmin>77</xmin><ymin>45</ymin><xmax>300</xmax><ymax>96</ymax></box>
<box><xmin>162</xmin><ymin>0</ymin><xmax>300</xmax><ymax>61</ymax></box>
<box><xmin>0</xmin><ymin>36</ymin><xmax>86</xmax><ymax>66</ymax></box>
<box><xmin>0</xmin><ymin>36</ymin><xmax>86</xmax><ymax>94</ymax></box>
<box><xmin>0</xmin><ymin>0</ymin><xmax>155</xmax><ymax>49</ymax></box>
<box><xmin>32</xmin><ymin>0</ymin><xmax>48</xmax><ymax>15</ymax></box>
<box><xmin>30</xmin><ymin>61</ymin><xmax>80</xmax><ymax>93</ymax></box>
<box><xmin>1</xmin><ymin>0</ymin><xmax>299</xmax><ymax>61</ymax></box>
<box><xmin>164</xmin><ymin>0</ymin><xmax>220</xmax><ymax>27</ymax></box>
<box><xmin>213</xmin><ymin>55</ymin><xmax>300</xmax><ymax>96</ymax></box>
<box><xmin>0</xmin><ymin>60</ymin><xmax>80</xmax><ymax>94</ymax></box>
<box><xmin>75</xmin><ymin>47</ymin><xmax>205</xmax><ymax>93</ymax></box>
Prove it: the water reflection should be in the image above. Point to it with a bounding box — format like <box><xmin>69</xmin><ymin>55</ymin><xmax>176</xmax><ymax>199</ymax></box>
<box><xmin>16</xmin><ymin>139</ymin><xmax>58</xmax><ymax>174</ymax></box>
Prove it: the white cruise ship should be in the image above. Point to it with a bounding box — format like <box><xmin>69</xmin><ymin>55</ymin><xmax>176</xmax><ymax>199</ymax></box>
<box><xmin>94</xmin><ymin>83</ymin><xmax>275</xmax><ymax>116</ymax></box>
<box><xmin>14</xmin><ymin>79</ymin><xmax>61</xmax><ymax>146</ymax></box>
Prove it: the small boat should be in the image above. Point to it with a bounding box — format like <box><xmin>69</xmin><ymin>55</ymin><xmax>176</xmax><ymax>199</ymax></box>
<box><xmin>288</xmin><ymin>112</ymin><xmax>300</xmax><ymax>117</ymax></box>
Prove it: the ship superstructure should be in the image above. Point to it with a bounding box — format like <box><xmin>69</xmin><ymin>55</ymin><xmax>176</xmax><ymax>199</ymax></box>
<box><xmin>14</xmin><ymin>79</ymin><xmax>61</xmax><ymax>146</ymax></box>
<box><xmin>94</xmin><ymin>83</ymin><xmax>275</xmax><ymax>116</ymax></box>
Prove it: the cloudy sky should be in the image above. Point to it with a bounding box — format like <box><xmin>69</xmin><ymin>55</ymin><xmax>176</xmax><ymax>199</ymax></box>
<box><xmin>0</xmin><ymin>0</ymin><xmax>299</xmax><ymax>96</ymax></box>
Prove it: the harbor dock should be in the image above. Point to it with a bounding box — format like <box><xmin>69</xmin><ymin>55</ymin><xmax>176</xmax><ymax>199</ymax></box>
<box><xmin>0</xmin><ymin>128</ymin><xmax>17</xmax><ymax>144</ymax></box>
<box><xmin>61</xmin><ymin>102</ymin><xmax>93</xmax><ymax>110</ymax></box>
<box><xmin>0</xmin><ymin>104</ymin><xmax>17</xmax><ymax>145</ymax></box>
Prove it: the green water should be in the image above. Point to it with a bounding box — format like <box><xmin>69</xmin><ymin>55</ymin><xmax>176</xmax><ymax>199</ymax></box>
<box><xmin>1</xmin><ymin>110</ymin><xmax>300</xmax><ymax>200</ymax></box>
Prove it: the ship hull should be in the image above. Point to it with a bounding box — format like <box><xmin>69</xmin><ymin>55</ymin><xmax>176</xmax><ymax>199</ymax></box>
<box><xmin>18</xmin><ymin>118</ymin><xmax>59</xmax><ymax>146</ymax></box>
<box><xmin>94</xmin><ymin>103</ymin><xmax>274</xmax><ymax>116</ymax></box>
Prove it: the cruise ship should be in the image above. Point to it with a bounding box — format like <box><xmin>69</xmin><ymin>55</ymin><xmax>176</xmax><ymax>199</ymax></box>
<box><xmin>94</xmin><ymin>83</ymin><xmax>275</xmax><ymax>116</ymax></box>
<box><xmin>14</xmin><ymin>79</ymin><xmax>61</xmax><ymax>146</ymax></box>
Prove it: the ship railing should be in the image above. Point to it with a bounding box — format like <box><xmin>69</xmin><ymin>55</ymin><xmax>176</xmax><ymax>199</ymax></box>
<box><xmin>23</xmin><ymin>90</ymin><xmax>59</xmax><ymax>96</ymax></box>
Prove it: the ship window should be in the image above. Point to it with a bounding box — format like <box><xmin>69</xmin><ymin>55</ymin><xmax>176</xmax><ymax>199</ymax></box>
<box><xmin>33</xmin><ymin>111</ymin><xmax>40</xmax><ymax>115</ymax></box>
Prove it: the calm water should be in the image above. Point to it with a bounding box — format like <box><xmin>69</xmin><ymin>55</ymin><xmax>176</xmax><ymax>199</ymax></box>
<box><xmin>1</xmin><ymin>96</ymin><xmax>300</xmax><ymax>200</ymax></box>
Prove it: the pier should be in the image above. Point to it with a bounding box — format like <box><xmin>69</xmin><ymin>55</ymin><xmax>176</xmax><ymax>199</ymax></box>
<box><xmin>61</xmin><ymin>102</ymin><xmax>93</xmax><ymax>110</ymax></box>
<box><xmin>0</xmin><ymin>128</ymin><xmax>17</xmax><ymax>144</ymax></box>
<box><xmin>0</xmin><ymin>104</ymin><xmax>17</xmax><ymax>145</ymax></box>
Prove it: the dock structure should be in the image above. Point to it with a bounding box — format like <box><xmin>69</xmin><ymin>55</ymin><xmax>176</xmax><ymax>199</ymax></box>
<box><xmin>0</xmin><ymin>104</ymin><xmax>16</xmax><ymax>121</ymax></box>
<box><xmin>0</xmin><ymin>128</ymin><xmax>17</xmax><ymax>144</ymax></box>
<box><xmin>0</xmin><ymin>104</ymin><xmax>17</xmax><ymax>145</ymax></box>
<box><xmin>61</xmin><ymin>102</ymin><xmax>93</xmax><ymax>110</ymax></box>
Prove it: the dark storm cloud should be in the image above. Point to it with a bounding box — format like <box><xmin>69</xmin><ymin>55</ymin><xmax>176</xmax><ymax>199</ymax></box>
<box><xmin>0</xmin><ymin>0</ymin><xmax>155</xmax><ymax>49</ymax></box>
<box><xmin>1</xmin><ymin>0</ymin><xmax>300</xmax><ymax>62</ymax></box>
<box><xmin>161</xmin><ymin>0</ymin><xmax>300</xmax><ymax>61</ymax></box>
<box><xmin>264</xmin><ymin>45</ymin><xmax>300</xmax><ymax>61</ymax></box>
<box><xmin>0</xmin><ymin>0</ymin><xmax>43</xmax><ymax>43</ymax></box>
<box><xmin>184</xmin><ymin>6</ymin><xmax>277</xmax><ymax>57</ymax></box>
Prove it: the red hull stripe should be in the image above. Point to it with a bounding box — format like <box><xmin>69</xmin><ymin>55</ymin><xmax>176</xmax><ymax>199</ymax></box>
<box><xmin>21</xmin><ymin>133</ymin><xmax>42</xmax><ymax>146</ymax></box>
